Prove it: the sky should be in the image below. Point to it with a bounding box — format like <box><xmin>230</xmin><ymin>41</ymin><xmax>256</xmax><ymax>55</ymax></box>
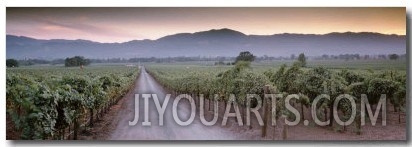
<box><xmin>7</xmin><ymin>7</ymin><xmax>406</xmax><ymax>43</ymax></box>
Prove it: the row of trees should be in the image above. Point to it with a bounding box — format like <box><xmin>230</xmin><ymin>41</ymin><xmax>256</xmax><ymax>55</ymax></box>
<box><xmin>314</xmin><ymin>53</ymin><xmax>404</xmax><ymax>60</ymax></box>
<box><xmin>147</xmin><ymin>51</ymin><xmax>405</xmax><ymax>137</ymax></box>
<box><xmin>6</xmin><ymin>56</ymin><xmax>91</xmax><ymax>67</ymax></box>
<box><xmin>264</xmin><ymin>61</ymin><xmax>406</xmax><ymax>128</ymax></box>
<box><xmin>233</xmin><ymin>51</ymin><xmax>307</xmax><ymax>67</ymax></box>
<box><xmin>64</xmin><ymin>56</ymin><xmax>90</xmax><ymax>67</ymax></box>
<box><xmin>8</xmin><ymin>52</ymin><xmax>404</xmax><ymax>67</ymax></box>
<box><xmin>6</xmin><ymin>67</ymin><xmax>138</xmax><ymax>139</ymax></box>
<box><xmin>6</xmin><ymin>59</ymin><xmax>19</xmax><ymax>67</ymax></box>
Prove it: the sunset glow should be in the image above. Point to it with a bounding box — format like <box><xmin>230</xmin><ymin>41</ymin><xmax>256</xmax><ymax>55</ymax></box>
<box><xmin>7</xmin><ymin>7</ymin><xmax>406</xmax><ymax>43</ymax></box>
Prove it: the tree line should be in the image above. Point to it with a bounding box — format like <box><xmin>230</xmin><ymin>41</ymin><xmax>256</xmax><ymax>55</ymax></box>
<box><xmin>6</xmin><ymin>53</ymin><xmax>405</xmax><ymax>67</ymax></box>
<box><xmin>147</xmin><ymin>51</ymin><xmax>406</xmax><ymax>136</ymax></box>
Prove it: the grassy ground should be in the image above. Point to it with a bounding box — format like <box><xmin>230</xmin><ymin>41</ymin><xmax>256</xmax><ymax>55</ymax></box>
<box><xmin>10</xmin><ymin>59</ymin><xmax>406</xmax><ymax>76</ymax></box>
<box><xmin>143</xmin><ymin>59</ymin><xmax>406</xmax><ymax>75</ymax></box>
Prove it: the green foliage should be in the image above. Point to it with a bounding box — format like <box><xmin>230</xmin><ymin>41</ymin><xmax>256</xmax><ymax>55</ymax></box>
<box><xmin>7</xmin><ymin>59</ymin><xmax>19</xmax><ymax>67</ymax></box>
<box><xmin>367</xmin><ymin>78</ymin><xmax>399</xmax><ymax>105</ymax></box>
<box><xmin>282</xmin><ymin>62</ymin><xmax>305</xmax><ymax>94</ymax></box>
<box><xmin>147</xmin><ymin>62</ymin><xmax>405</xmax><ymax>130</ymax></box>
<box><xmin>262</xmin><ymin>60</ymin><xmax>405</xmax><ymax>120</ymax></box>
<box><xmin>297</xmin><ymin>53</ymin><xmax>307</xmax><ymax>67</ymax></box>
<box><xmin>394</xmin><ymin>86</ymin><xmax>406</xmax><ymax>112</ymax></box>
<box><xmin>6</xmin><ymin>66</ymin><xmax>138</xmax><ymax>139</ymax></box>
<box><xmin>388</xmin><ymin>54</ymin><xmax>399</xmax><ymax>60</ymax></box>
<box><xmin>6</xmin><ymin>75</ymin><xmax>58</xmax><ymax>139</ymax></box>
<box><xmin>65</xmin><ymin>56</ymin><xmax>90</xmax><ymax>67</ymax></box>
<box><xmin>338</xmin><ymin>69</ymin><xmax>366</xmax><ymax>84</ymax></box>
<box><xmin>235</xmin><ymin>51</ymin><xmax>255</xmax><ymax>64</ymax></box>
<box><xmin>147</xmin><ymin>63</ymin><xmax>268</xmax><ymax>106</ymax></box>
<box><xmin>265</xmin><ymin>64</ymin><xmax>287</xmax><ymax>88</ymax></box>
<box><xmin>302</xmin><ymin>67</ymin><xmax>332</xmax><ymax>100</ymax></box>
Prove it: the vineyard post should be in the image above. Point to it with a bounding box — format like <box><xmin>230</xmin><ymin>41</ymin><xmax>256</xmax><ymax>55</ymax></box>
<box><xmin>282</xmin><ymin>115</ymin><xmax>288</xmax><ymax>140</ymax></box>
<box><xmin>67</xmin><ymin>124</ymin><xmax>71</xmax><ymax>139</ymax></box>
<box><xmin>190</xmin><ymin>94</ymin><xmax>193</xmax><ymax>104</ymax></box>
<box><xmin>329</xmin><ymin>102</ymin><xmax>333</xmax><ymax>127</ymax></box>
<box><xmin>97</xmin><ymin>109</ymin><xmax>100</xmax><ymax>121</ymax></box>
<box><xmin>355</xmin><ymin>103</ymin><xmax>361</xmax><ymax>135</ymax></box>
<box><xmin>193</xmin><ymin>92</ymin><xmax>200</xmax><ymax>113</ymax></box>
<box><xmin>261</xmin><ymin>85</ymin><xmax>270</xmax><ymax>138</ymax></box>
<box><xmin>224</xmin><ymin>97</ymin><xmax>227</xmax><ymax>114</ymax></box>
<box><xmin>301</xmin><ymin>102</ymin><xmax>305</xmax><ymax>120</ymax></box>
<box><xmin>73</xmin><ymin>119</ymin><xmax>79</xmax><ymax>140</ymax></box>
<box><xmin>198</xmin><ymin>93</ymin><xmax>201</xmax><ymax>112</ymax></box>
<box><xmin>398</xmin><ymin>107</ymin><xmax>401</xmax><ymax>124</ymax></box>
<box><xmin>390</xmin><ymin>71</ymin><xmax>398</xmax><ymax>113</ymax></box>
<box><xmin>356</xmin><ymin>118</ymin><xmax>361</xmax><ymax>135</ymax></box>
<box><xmin>196</xmin><ymin>93</ymin><xmax>200</xmax><ymax>112</ymax></box>
<box><xmin>192</xmin><ymin>93</ymin><xmax>196</xmax><ymax>111</ymax></box>
<box><xmin>108</xmin><ymin>102</ymin><xmax>111</xmax><ymax>113</ymax></box>
<box><xmin>272</xmin><ymin>119</ymin><xmax>276</xmax><ymax>140</ymax></box>
<box><xmin>100</xmin><ymin>108</ymin><xmax>104</xmax><ymax>120</ymax></box>
<box><xmin>208</xmin><ymin>93</ymin><xmax>212</xmax><ymax>111</ymax></box>
<box><xmin>242</xmin><ymin>98</ymin><xmax>246</xmax><ymax>129</ymax></box>
<box><xmin>89</xmin><ymin>109</ymin><xmax>94</xmax><ymax>127</ymax></box>
<box><xmin>198</xmin><ymin>88</ymin><xmax>201</xmax><ymax>112</ymax></box>
<box><xmin>324</xmin><ymin>107</ymin><xmax>328</xmax><ymax>123</ymax></box>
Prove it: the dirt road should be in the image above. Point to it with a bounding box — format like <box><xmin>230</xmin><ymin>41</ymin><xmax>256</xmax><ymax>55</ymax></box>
<box><xmin>109</xmin><ymin>66</ymin><xmax>243</xmax><ymax>140</ymax></box>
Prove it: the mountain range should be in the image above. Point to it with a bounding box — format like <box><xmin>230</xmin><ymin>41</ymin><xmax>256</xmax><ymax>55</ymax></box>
<box><xmin>6</xmin><ymin>28</ymin><xmax>406</xmax><ymax>59</ymax></box>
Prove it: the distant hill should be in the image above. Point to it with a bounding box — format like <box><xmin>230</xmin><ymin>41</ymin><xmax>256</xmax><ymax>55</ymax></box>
<box><xmin>6</xmin><ymin>28</ymin><xmax>406</xmax><ymax>59</ymax></box>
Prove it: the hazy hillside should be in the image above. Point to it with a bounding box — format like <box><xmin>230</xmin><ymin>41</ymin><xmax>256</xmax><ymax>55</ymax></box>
<box><xmin>6</xmin><ymin>28</ymin><xmax>406</xmax><ymax>59</ymax></box>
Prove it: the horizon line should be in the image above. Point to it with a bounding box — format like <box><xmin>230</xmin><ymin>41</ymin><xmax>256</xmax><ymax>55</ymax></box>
<box><xmin>6</xmin><ymin>28</ymin><xmax>406</xmax><ymax>44</ymax></box>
